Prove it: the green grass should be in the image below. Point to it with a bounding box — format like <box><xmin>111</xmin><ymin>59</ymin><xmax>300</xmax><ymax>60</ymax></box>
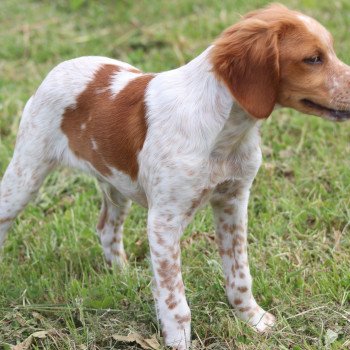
<box><xmin>1</xmin><ymin>0</ymin><xmax>350</xmax><ymax>349</ymax></box>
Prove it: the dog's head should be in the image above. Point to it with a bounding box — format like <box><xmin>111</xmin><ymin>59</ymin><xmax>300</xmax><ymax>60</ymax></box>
<box><xmin>211</xmin><ymin>4</ymin><xmax>350</xmax><ymax>121</ymax></box>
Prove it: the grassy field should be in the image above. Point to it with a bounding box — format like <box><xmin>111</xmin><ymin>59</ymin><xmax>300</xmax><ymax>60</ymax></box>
<box><xmin>1</xmin><ymin>0</ymin><xmax>350</xmax><ymax>349</ymax></box>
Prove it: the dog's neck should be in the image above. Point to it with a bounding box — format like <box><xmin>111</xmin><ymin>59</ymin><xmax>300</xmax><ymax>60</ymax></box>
<box><xmin>176</xmin><ymin>47</ymin><xmax>261</xmax><ymax>157</ymax></box>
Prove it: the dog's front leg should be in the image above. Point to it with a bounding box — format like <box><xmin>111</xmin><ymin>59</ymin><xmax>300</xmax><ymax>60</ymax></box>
<box><xmin>210</xmin><ymin>180</ymin><xmax>275</xmax><ymax>332</ymax></box>
<box><xmin>147</xmin><ymin>209</ymin><xmax>191</xmax><ymax>350</ymax></box>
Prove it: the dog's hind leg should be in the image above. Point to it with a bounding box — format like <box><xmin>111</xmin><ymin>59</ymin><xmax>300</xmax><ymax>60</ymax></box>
<box><xmin>0</xmin><ymin>157</ymin><xmax>54</xmax><ymax>248</ymax></box>
<box><xmin>0</xmin><ymin>97</ymin><xmax>55</xmax><ymax>248</ymax></box>
<box><xmin>96</xmin><ymin>183</ymin><xmax>131</xmax><ymax>267</ymax></box>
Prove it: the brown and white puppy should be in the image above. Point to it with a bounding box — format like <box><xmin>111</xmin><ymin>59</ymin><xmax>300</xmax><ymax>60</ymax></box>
<box><xmin>1</xmin><ymin>4</ymin><xmax>349</xmax><ymax>349</ymax></box>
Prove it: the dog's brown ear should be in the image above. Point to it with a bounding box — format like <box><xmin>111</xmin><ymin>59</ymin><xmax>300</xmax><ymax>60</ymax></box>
<box><xmin>211</xmin><ymin>18</ymin><xmax>280</xmax><ymax>119</ymax></box>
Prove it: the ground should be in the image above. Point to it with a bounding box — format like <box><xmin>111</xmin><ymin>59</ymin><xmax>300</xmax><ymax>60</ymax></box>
<box><xmin>0</xmin><ymin>0</ymin><xmax>349</xmax><ymax>349</ymax></box>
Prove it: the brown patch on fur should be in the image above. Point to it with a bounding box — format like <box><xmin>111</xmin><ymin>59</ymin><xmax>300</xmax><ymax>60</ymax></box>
<box><xmin>165</xmin><ymin>293</ymin><xmax>178</xmax><ymax>310</ymax></box>
<box><xmin>157</xmin><ymin>259</ymin><xmax>180</xmax><ymax>290</ymax></box>
<box><xmin>237</xmin><ymin>286</ymin><xmax>248</xmax><ymax>293</ymax></box>
<box><xmin>175</xmin><ymin>280</ymin><xmax>185</xmax><ymax>294</ymax></box>
<box><xmin>175</xmin><ymin>313</ymin><xmax>191</xmax><ymax>324</ymax></box>
<box><xmin>222</xmin><ymin>223</ymin><xmax>230</xmax><ymax>231</ymax></box>
<box><xmin>238</xmin><ymin>306</ymin><xmax>251</xmax><ymax>313</ymax></box>
<box><xmin>61</xmin><ymin>64</ymin><xmax>154</xmax><ymax>180</ymax></box>
<box><xmin>172</xmin><ymin>248</ymin><xmax>180</xmax><ymax>261</ymax></box>
<box><xmin>166</xmin><ymin>214</ymin><xmax>174</xmax><ymax>222</ymax></box>
<box><xmin>186</xmin><ymin>188</ymin><xmax>211</xmax><ymax>217</ymax></box>
<box><xmin>156</xmin><ymin>234</ymin><xmax>166</xmax><ymax>246</ymax></box>
<box><xmin>219</xmin><ymin>247</ymin><xmax>234</xmax><ymax>258</ymax></box>
<box><xmin>232</xmin><ymin>234</ymin><xmax>246</xmax><ymax>253</ymax></box>
<box><xmin>223</xmin><ymin>208</ymin><xmax>234</xmax><ymax>215</ymax></box>
<box><xmin>234</xmin><ymin>298</ymin><xmax>243</xmax><ymax>305</ymax></box>
<box><xmin>128</xmin><ymin>68</ymin><xmax>142</xmax><ymax>73</ymax></box>
<box><xmin>215</xmin><ymin>181</ymin><xmax>232</xmax><ymax>195</ymax></box>
<box><xmin>112</xmin><ymin>236</ymin><xmax>121</xmax><ymax>244</ymax></box>
<box><xmin>233</xmin><ymin>233</ymin><xmax>245</xmax><ymax>248</ymax></box>
<box><xmin>97</xmin><ymin>197</ymin><xmax>108</xmax><ymax>231</ymax></box>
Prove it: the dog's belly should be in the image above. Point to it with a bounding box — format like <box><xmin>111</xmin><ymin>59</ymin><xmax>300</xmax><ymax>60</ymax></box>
<box><xmin>58</xmin><ymin>144</ymin><xmax>148</xmax><ymax>207</ymax></box>
<box><xmin>107</xmin><ymin>172</ymin><xmax>148</xmax><ymax>207</ymax></box>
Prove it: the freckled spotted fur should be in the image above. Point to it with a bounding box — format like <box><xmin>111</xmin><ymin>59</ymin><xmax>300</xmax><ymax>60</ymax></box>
<box><xmin>1</xmin><ymin>4</ymin><xmax>350</xmax><ymax>349</ymax></box>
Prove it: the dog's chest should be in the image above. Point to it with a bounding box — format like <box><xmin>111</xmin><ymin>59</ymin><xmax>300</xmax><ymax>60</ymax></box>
<box><xmin>208</xmin><ymin>116</ymin><xmax>262</xmax><ymax>185</ymax></box>
<box><xmin>208</xmin><ymin>145</ymin><xmax>261</xmax><ymax>187</ymax></box>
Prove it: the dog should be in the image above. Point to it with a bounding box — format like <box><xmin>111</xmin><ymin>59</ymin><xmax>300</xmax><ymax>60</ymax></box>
<box><xmin>1</xmin><ymin>4</ymin><xmax>349</xmax><ymax>349</ymax></box>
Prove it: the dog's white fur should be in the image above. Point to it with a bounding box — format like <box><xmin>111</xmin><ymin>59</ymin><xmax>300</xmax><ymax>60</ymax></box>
<box><xmin>1</xmin><ymin>5</ymin><xmax>350</xmax><ymax>349</ymax></box>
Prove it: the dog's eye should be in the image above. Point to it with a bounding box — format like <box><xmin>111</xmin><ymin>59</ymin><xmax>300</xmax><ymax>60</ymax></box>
<box><xmin>303</xmin><ymin>55</ymin><xmax>322</xmax><ymax>64</ymax></box>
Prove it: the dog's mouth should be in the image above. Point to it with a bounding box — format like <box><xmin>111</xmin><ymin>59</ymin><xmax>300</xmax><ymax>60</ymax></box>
<box><xmin>301</xmin><ymin>99</ymin><xmax>350</xmax><ymax>122</ymax></box>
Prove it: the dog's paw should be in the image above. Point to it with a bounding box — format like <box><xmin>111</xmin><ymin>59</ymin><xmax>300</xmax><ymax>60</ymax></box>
<box><xmin>106</xmin><ymin>250</ymin><xmax>128</xmax><ymax>269</ymax></box>
<box><xmin>236</xmin><ymin>305</ymin><xmax>275</xmax><ymax>333</ymax></box>
<box><xmin>251</xmin><ymin>309</ymin><xmax>275</xmax><ymax>333</ymax></box>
